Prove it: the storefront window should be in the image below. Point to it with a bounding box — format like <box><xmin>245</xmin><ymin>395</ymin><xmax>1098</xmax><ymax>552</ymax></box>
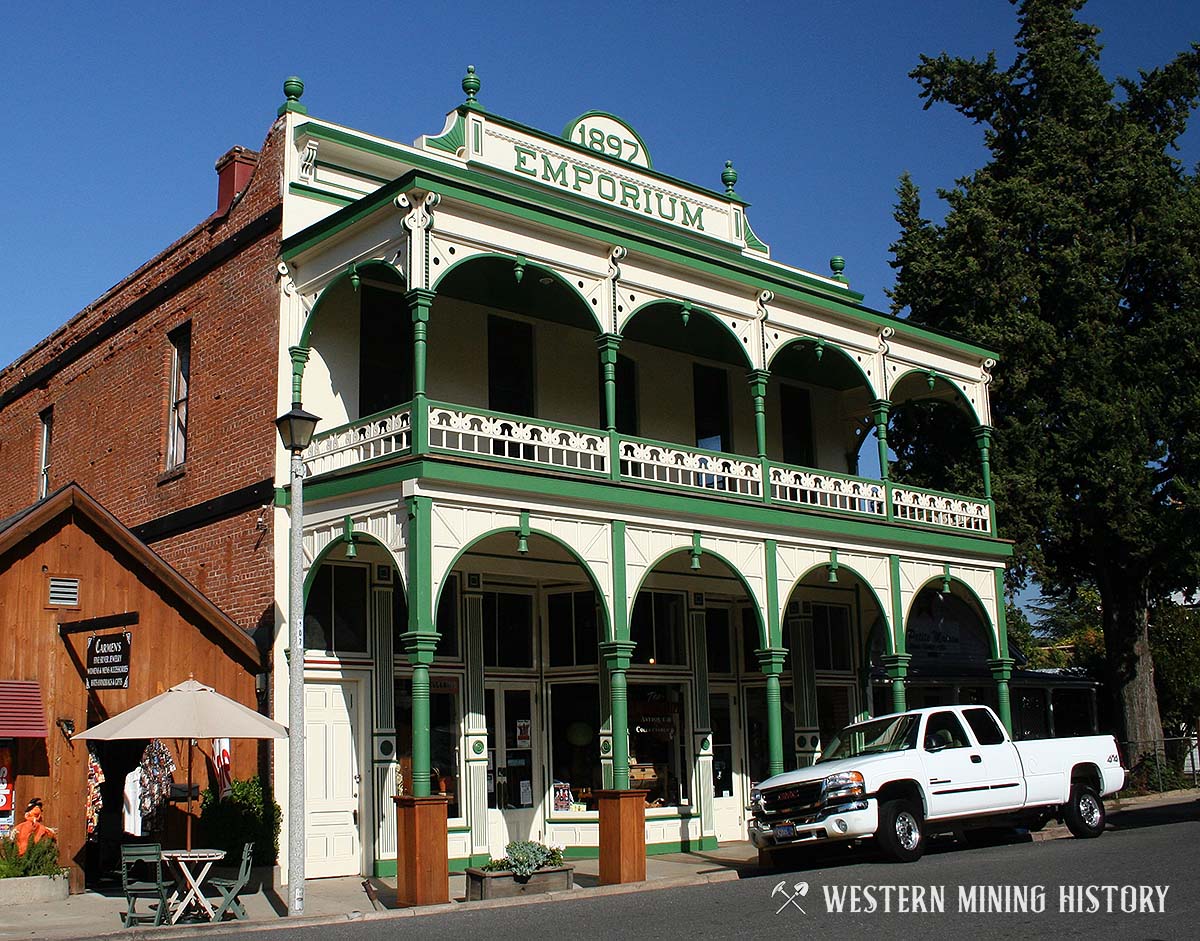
<box><xmin>392</xmin><ymin>573</ymin><xmax>460</xmax><ymax>659</ymax></box>
<box><xmin>816</xmin><ymin>684</ymin><xmax>853</xmax><ymax>745</ymax></box>
<box><xmin>745</xmin><ymin>684</ymin><xmax>796</xmax><ymax>786</ymax></box>
<box><xmin>305</xmin><ymin>563</ymin><xmax>369</xmax><ymax>654</ymax></box>
<box><xmin>548</xmin><ymin>591</ymin><xmax>598</xmax><ymax>667</ymax></box>
<box><xmin>395</xmin><ymin>675</ymin><xmax>461</xmax><ymax>817</ymax></box>
<box><xmin>483</xmin><ymin>591</ymin><xmax>534</xmax><ymax>668</ymax></box>
<box><xmin>811</xmin><ymin>603</ymin><xmax>852</xmax><ymax>672</ymax></box>
<box><xmin>705</xmin><ymin>607</ymin><xmax>732</xmax><ymax>674</ymax></box>
<box><xmin>549</xmin><ymin>682</ymin><xmax>601</xmax><ymax>811</ymax></box>
<box><xmin>628</xmin><ymin>683</ymin><xmax>689</xmax><ymax>807</ymax></box>
<box><xmin>631</xmin><ymin>592</ymin><xmax>685</xmax><ymax>665</ymax></box>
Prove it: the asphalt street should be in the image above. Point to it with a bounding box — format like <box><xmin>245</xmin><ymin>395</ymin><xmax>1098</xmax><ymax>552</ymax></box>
<box><xmin>191</xmin><ymin>798</ymin><xmax>1200</xmax><ymax>941</ymax></box>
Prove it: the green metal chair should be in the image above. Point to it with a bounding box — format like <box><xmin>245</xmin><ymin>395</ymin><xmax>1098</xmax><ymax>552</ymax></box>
<box><xmin>207</xmin><ymin>842</ymin><xmax>254</xmax><ymax>921</ymax></box>
<box><xmin>120</xmin><ymin>843</ymin><xmax>171</xmax><ymax>928</ymax></box>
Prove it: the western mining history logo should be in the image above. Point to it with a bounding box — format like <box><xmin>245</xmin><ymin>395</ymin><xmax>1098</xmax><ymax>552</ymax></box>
<box><xmin>770</xmin><ymin>882</ymin><xmax>1170</xmax><ymax>915</ymax></box>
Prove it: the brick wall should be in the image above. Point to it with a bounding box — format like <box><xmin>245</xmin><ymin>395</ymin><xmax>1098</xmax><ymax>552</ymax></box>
<box><xmin>0</xmin><ymin>117</ymin><xmax>287</xmax><ymax>635</ymax></box>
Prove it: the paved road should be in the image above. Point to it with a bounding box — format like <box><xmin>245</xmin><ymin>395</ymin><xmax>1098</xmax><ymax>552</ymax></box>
<box><xmin>212</xmin><ymin>799</ymin><xmax>1200</xmax><ymax>940</ymax></box>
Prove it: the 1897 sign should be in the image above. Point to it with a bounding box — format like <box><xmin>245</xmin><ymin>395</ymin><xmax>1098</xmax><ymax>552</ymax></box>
<box><xmin>86</xmin><ymin>632</ymin><xmax>132</xmax><ymax>689</ymax></box>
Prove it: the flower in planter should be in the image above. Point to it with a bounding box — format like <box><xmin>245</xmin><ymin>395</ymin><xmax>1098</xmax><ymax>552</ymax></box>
<box><xmin>480</xmin><ymin>840</ymin><xmax>565</xmax><ymax>881</ymax></box>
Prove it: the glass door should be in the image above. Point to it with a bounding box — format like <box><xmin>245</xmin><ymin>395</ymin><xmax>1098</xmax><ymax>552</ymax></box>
<box><xmin>484</xmin><ymin>681</ymin><xmax>542</xmax><ymax>856</ymax></box>
<box><xmin>709</xmin><ymin>686</ymin><xmax>746</xmax><ymax>842</ymax></box>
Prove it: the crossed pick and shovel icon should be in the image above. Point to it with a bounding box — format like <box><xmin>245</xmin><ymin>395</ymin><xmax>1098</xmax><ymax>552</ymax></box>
<box><xmin>773</xmin><ymin>879</ymin><xmax>809</xmax><ymax>914</ymax></box>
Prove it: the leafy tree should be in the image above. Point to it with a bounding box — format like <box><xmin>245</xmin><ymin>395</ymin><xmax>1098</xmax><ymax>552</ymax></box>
<box><xmin>888</xmin><ymin>0</ymin><xmax>1200</xmax><ymax>745</ymax></box>
<box><xmin>1148</xmin><ymin>602</ymin><xmax>1200</xmax><ymax>741</ymax></box>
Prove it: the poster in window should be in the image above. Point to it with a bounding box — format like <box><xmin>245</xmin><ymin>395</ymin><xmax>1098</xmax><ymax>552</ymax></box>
<box><xmin>515</xmin><ymin>718</ymin><xmax>531</xmax><ymax>748</ymax></box>
<box><xmin>552</xmin><ymin>782</ymin><xmax>573</xmax><ymax>812</ymax></box>
<box><xmin>519</xmin><ymin>779</ymin><xmax>533</xmax><ymax>807</ymax></box>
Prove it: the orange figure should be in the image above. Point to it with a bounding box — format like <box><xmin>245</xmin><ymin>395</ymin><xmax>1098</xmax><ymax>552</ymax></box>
<box><xmin>14</xmin><ymin>798</ymin><xmax>53</xmax><ymax>855</ymax></box>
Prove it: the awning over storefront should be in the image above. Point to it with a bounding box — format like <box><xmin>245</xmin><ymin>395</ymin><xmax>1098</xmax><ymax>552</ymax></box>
<box><xmin>0</xmin><ymin>680</ymin><xmax>49</xmax><ymax>737</ymax></box>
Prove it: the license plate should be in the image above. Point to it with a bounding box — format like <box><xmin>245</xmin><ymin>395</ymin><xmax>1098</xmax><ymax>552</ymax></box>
<box><xmin>774</xmin><ymin>823</ymin><xmax>796</xmax><ymax>840</ymax></box>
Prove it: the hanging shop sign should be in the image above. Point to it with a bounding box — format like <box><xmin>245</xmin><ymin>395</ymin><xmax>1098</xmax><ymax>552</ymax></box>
<box><xmin>86</xmin><ymin>632</ymin><xmax>132</xmax><ymax>689</ymax></box>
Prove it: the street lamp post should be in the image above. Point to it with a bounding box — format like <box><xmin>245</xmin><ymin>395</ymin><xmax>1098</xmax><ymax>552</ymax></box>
<box><xmin>276</xmin><ymin>403</ymin><xmax>319</xmax><ymax>917</ymax></box>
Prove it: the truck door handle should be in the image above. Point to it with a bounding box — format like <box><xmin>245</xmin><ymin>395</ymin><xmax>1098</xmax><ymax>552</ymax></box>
<box><xmin>970</xmin><ymin>755</ymin><xmax>982</xmax><ymax>764</ymax></box>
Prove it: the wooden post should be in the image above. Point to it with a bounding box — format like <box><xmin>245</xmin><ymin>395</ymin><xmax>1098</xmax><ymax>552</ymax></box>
<box><xmin>393</xmin><ymin>795</ymin><xmax>449</xmax><ymax>906</ymax></box>
<box><xmin>595</xmin><ymin>789</ymin><xmax>648</xmax><ymax>885</ymax></box>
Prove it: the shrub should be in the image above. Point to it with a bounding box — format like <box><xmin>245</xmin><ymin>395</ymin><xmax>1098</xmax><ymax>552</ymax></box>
<box><xmin>198</xmin><ymin>776</ymin><xmax>281</xmax><ymax>866</ymax></box>
<box><xmin>480</xmin><ymin>840</ymin><xmax>565</xmax><ymax>881</ymax></box>
<box><xmin>0</xmin><ymin>836</ymin><xmax>64</xmax><ymax>879</ymax></box>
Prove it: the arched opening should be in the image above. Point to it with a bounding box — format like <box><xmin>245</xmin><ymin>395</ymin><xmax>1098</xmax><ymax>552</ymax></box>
<box><xmin>767</xmin><ymin>338</ymin><xmax>877</xmax><ymax>477</ymax></box>
<box><xmin>619</xmin><ymin>301</ymin><xmax>755</xmax><ymax>457</ymax></box>
<box><xmin>301</xmin><ymin>262</ymin><xmax>410</xmax><ymax>431</ymax></box>
<box><xmin>428</xmin><ymin>255</ymin><xmax>602</xmax><ymax>426</ymax></box>
<box><xmin>887</xmin><ymin>372</ymin><xmax>983</xmax><ymax>496</ymax></box>
<box><xmin>780</xmin><ymin>564</ymin><xmax>888</xmax><ymax>760</ymax></box>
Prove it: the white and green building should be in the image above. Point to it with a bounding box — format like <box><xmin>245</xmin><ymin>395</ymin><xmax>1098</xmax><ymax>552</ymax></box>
<box><xmin>270</xmin><ymin>69</ymin><xmax>1013</xmax><ymax>881</ymax></box>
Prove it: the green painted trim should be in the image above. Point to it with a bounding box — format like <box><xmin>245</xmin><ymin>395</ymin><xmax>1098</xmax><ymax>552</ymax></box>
<box><xmin>764</xmin><ymin>539</ymin><xmax>781</xmax><ymax>648</ymax></box>
<box><xmin>425</xmin><ymin>113</ymin><xmax>466</xmax><ymax>155</ymax></box>
<box><xmin>781</xmin><ymin>560</ymin><xmax>893</xmax><ymax>644</ymax></box>
<box><xmin>561</xmin><ymin>110</ymin><xmax>655</xmax><ymax>170</ymax></box>
<box><xmin>298</xmin><ymin>458</ymin><xmax>1012</xmax><ymax>559</ymax></box>
<box><xmin>766</xmin><ymin>335</ymin><xmax>875</xmax><ymax>394</ymax></box>
<box><xmin>298</xmin><ymin>258</ymin><xmax>406</xmax><ymax>348</ymax></box>
<box><xmin>890</xmin><ymin>368</ymin><xmax>983</xmax><ymax>426</ymax></box>
<box><xmin>288</xmin><ymin>181</ymin><xmax>355</xmax><ymax>207</ymax></box>
<box><xmin>995</xmin><ymin>568</ymin><xmax>1010</xmax><ymax>660</ymax></box>
<box><xmin>374</xmin><ymin>859</ymin><xmax>396</xmax><ymax>877</ymax></box>
<box><xmin>283</xmin><ymin>128</ymin><xmax>999</xmax><ymax>360</ymax></box>
<box><xmin>611</xmin><ymin>520</ymin><xmax>627</xmax><ymax>641</ymax></box>
<box><xmin>903</xmin><ymin>573</ymin><xmax>998</xmax><ymax>657</ymax></box>
<box><xmin>623</xmin><ymin>299</ymin><xmax>753</xmax><ymax>370</ymax></box>
<box><xmin>314</xmin><ymin>160</ymin><xmax>392</xmax><ymax>186</ymax></box>
<box><xmin>889</xmin><ymin>554</ymin><xmax>904</xmax><ymax>655</ymax></box>
<box><xmin>450</xmin><ymin>853</ymin><xmax>490</xmax><ymax>873</ymax></box>
<box><xmin>562</xmin><ymin>845</ymin><xmax>601</xmax><ymax>860</ymax></box>
<box><xmin>743</xmin><ymin>219</ymin><xmax>769</xmax><ymax>253</ymax></box>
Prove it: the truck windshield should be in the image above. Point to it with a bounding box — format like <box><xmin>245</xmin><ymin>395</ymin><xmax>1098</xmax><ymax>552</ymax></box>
<box><xmin>819</xmin><ymin>714</ymin><xmax>920</xmax><ymax>762</ymax></box>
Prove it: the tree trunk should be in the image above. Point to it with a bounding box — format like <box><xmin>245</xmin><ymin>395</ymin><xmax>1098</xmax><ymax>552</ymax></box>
<box><xmin>1100</xmin><ymin>579</ymin><xmax>1164</xmax><ymax>757</ymax></box>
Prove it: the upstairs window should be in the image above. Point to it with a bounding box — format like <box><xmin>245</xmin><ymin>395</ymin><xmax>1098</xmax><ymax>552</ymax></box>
<box><xmin>779</xmin><ymin>384</ymin><xmax>814</xmax><ymax>467</ymax></box>
<box><xmin>167</xmin><ymin>325</ymin><xmax>191</xmax><ymax>468</ymax></box>
<box><xmin>488</xmin><ymin>315</ymin><xmax>535</xmax><ymax>418</ymax></box>
<box><xmin>38</xmin><ymin>407</ymin><xmax>53</xmax><ymax>498</ymax></box>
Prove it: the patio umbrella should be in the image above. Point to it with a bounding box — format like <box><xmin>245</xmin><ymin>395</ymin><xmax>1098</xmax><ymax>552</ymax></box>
<box><xmin>74</xmin><ymin>678</ymin><xmax>288</xmax><ymax>847</ymax></box>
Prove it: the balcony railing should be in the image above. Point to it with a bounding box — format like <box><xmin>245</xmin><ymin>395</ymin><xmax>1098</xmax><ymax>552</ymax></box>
<box><xmin>428</xmin><ymin>403</ymin><xmax>609</xmax><ymax>475</ymax></box>
<box><xmin>768</xmin><ymin>464</ymin><xmax>885</xmax><ymax>517</ymax></box>
<box><xmin>298</xmin><ymin>399</ymin><xmax>993</xmax><ymax>535</ymax></box>
<box><xmin>302</xmin><ymin>406</ymin><xmax>412</xmax><ymax>477</ymax></box>
<box><xmin>618</xmin><ymin>437</ymin><xmax>762</xmax><ymax>497</ymax></box>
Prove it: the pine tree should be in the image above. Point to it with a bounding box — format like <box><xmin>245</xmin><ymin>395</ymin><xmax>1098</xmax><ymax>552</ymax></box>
<box><xmin>889</xmin><ymin>0</ymin><xmax>1200</xmax><ymax>747</ymax></box>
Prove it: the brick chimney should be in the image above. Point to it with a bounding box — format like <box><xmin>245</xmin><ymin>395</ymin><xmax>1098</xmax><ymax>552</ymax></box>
<box><xmin>215</xmin><ymin>146</ymin><xmax>258</xmax><ymax>216</ymax></box>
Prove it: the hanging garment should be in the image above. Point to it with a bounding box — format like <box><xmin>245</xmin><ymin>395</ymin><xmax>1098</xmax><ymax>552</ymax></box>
<box><xmin>137</xmin><ymin>740</ymin><xmax>175</xmax><ymax>833</ymax></box>
<box><xmin>211</xmin><ymin>739</ymin><xmax>232</xmax><ymax>799</ymax></box>
<box><xmin>85</xmin><ymin>749</ymin><xmax>105</xmax><ymax>837</ymax></box>
<box><xmin>122</xmin><ymin>769</ymin><xmax>143</xmax><ymax>837</ymax></box>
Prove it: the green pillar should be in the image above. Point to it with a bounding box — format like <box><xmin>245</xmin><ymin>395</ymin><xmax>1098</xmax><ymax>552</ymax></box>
<box><xmin>755</xmin><ymin>648</ymin><xmax>788</xmax><ymax>777</ymax></box>
<box><xmin>882</xmin><ymin>652</ymin><xmax>912</xmax><ymax>713</ymax></box>
<box><xmin>600</xmin><ymin>640</ymin><xmax>637</xmax><ymax>789</ymax></box>
<box><xmin>746</xmin><ymin>370</ymin><xmax>770</xmax><ymax>461</ymax></box>
<box><xmin>288</xmin><ymin>345</ymin><xmax>310</xmax><ymax>405</ymax></box>
<box><xmin>871</xmin><ymin>399</ymin><xmax>891</xmax><ymax>481</ymax></box>
<box><xmin>973</xmin><ymin>425</ymin><xmax>993</xmax><ymax>499</ymax></box>
<box><xmin>401</xmin><ymin>495</ymin><xmax>438</xmax><ymax>796</ymax></box>
<box><xmin>989</xmin><ymin>658</ymin><xmax>1015</xmax><ymax>735</ymax></box>
<box><xmin>597</xmin><ymin>334</ymin><xmax>622</xmax><ymax>481</ymax></box>
<box><xmin>406</xmin><ymin>288</ymin><xmax>435</xmax><ymax>454</ymax></box>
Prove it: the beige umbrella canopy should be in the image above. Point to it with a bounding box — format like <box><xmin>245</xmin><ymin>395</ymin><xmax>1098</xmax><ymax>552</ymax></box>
<box><xmin>74</xmin><ymin>678</ymin><xmax>287</xmax><ymax>847</ymax></box>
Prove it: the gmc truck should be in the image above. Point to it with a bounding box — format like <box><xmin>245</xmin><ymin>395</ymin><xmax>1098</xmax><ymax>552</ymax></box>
<box><xmin>749</xmin><ymin>704</ymin><xmax>1125</xmax><ymax>863</ymax></box>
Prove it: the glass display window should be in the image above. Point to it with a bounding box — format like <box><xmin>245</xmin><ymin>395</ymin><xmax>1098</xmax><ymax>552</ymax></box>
<box><xmin>548</xmin><ymin>681</ymin><xmax>602</xmax><ymax>812</ymax></box>
<box><xmin>395</xmin><ymin>675</ymin><xmax>462</xmax><ymax>817</ymax></box>
<box><xmin>744</xmin><ymin>684</ymin><xmax>796</xmax><ymax>787</ymax></box>
<box><xmin>628</xmin><ymin>682</ymin><xmax>690</xmax><ymax>807</ymax></box>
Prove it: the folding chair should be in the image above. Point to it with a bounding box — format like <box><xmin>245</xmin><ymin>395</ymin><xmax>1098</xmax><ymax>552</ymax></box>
<box><xmin>120</xmin><ymin>843</ymin><xmax>171</xmax><ymax>928</ymax></box>
<box><xmin>208</xmin><ymin>841</ymin><xmax>254</xmax><ymax>921</ymax></box>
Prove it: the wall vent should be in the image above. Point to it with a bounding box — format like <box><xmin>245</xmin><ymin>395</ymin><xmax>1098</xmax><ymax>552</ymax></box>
<box><xmin>48</xmin><ymin>577</ymin><xmax>80</xmax><ymax>607</ymax></box>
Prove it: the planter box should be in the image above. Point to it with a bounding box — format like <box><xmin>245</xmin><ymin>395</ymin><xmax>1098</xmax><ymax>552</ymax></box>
<box><xmin>465</xmin><ymin>865</ymin><xmax>574</xmax><ymax>901</ymax></box>
<box><xmin>0</xmin><ymin>874</ymin><xmax>70</xmax><ymax>905</ymax></box>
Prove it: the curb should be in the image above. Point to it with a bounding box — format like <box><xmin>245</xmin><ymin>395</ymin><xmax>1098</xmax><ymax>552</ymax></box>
<box><xmin>81</xmin><ymin>869</ymin><xmax>742</xmax><ymax>940</ymax></box>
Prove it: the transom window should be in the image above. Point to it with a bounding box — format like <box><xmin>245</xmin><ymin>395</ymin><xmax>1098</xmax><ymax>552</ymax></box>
<box><xmin>811</xmin><ymin>603</ymin><xmax>853</xmax><ymax>672</ymax></box>
<box><xmin>304</xmin><ymin>563</ymin><xmax>369</xmax><ymax>654</ymax></box>
<box><xmin>482</xmin><ymin>590</ymin><xmax>534</xmax><ymax>668</ymax></box>
<box><xmin>547</xmin><ymin>590</ymin><xmax>598</xmax><ymax>667</ymax></box>
<box><xmin>631</xmin><ymin>591</ymin><xmax>686</xmax><ymax>665</ymax></box>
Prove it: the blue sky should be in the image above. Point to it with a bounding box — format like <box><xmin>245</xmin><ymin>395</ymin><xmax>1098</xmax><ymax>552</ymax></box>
<box><xmin>2</xmin><ymin>1</ymin><xmax>1197</xmax><ymax>372</ymax></box>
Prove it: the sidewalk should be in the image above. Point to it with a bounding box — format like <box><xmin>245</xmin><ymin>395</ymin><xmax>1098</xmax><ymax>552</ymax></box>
<box><xmin>2</xmin><ymin>788</ymin><xmax>1193</xmax><ymax>941</ymax></box>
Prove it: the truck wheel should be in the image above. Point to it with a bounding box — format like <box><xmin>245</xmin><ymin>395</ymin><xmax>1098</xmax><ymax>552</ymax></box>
<box><xmin>1064</xmin><ymin>784</ymin><xmax>1105</xmax><ymax>838</ymax></box>
<box><xmin>877</xmin><ymin>798</ymin><xmax>924</xmax><ymax>862</ymax></box>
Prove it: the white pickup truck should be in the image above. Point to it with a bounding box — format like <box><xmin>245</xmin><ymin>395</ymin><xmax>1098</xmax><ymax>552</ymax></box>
<box><xmin>749</xmin><ymin>705</ymin><xmax>1125</xmax><ymax>863</ymax></box>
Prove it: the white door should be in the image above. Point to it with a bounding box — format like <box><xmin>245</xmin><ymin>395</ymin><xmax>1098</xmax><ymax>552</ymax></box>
<box><xmin>922</xmin><ymin>710</ymin><xmax>992</xmax><ymax>819</ymax></box>
<box><xmin>305</xmin><ymin>680</ymin><xmax>362</xmax><ymax>878</ymax></box>
<box><xmin>710</xmin><ymin>688</ymin><xmax>746</xmax><ymax>842</ymax></box>
<box><xmin>485</xmin><ymin>682</ymin><xmax>543</xmax><ymax>856</ymax></box>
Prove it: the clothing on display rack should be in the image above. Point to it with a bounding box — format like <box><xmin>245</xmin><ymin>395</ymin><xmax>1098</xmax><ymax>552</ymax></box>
<box><xmin>85</xmin><ymin>749</ymin><xmax>105</xmax><ymax>837</ymax></box>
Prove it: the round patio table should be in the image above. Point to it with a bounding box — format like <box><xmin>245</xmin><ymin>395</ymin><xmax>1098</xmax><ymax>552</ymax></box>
<box><xmin>162</xmin><ymin>848</ymin><xmax>226</xmax><ymax>923</ymax></box>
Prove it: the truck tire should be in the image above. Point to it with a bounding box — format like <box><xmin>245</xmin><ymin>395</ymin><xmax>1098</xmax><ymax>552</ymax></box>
<box><xmin>877</xmin><ymin>798</ymin><xmax>925</xmax><ymax>862</ymax></box>
<box><xmin>1064</xmin><ymin>784</ymin><xmax>1105</xmax><ymax>838</ymax></box>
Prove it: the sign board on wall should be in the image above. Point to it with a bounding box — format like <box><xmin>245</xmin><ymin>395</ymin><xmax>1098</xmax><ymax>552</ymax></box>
<box><xmin>86</xmin><ymin>632</ymin><xmax>132</xmax><ymax>689</ymax></box>
<box><xmin>0</xmin><ymin>740</ymin><xmax>13</xmax><ymax>835</ymax></box>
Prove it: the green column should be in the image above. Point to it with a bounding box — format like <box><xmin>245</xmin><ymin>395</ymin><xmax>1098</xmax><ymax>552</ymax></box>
<box><xmin>596</xmin><ymin>334</ymin><xmax>622</xmax><ymax>481</ymax></box>
<box><xmin>401</xmin><ymin>495</ymin><xmax>438</xmax><ymax>796</ymax></box>
<box><xmin>288</xmin><ymin>345</ymin><xmax>310</xmax><ymax>405</ymax></box>
<box><xmin>973</xmin><ymin>425</ymin><xmax>993</xmax><ymax>499</ymax></box>
<box><xmin>871</xmin><ymin>399</ymin><xmax>891</xmax><ymax>481</ymax></box>
<box><xmin>600</xmin><ymin>640</ymin><xmax>637</xmax><ymax>789</ymax></box>
<box><xmin>406</xmin><ymin>288</ymin><xmax>435</xmax><ymax>455</ymax></box>
<box><xmin>746</xmin><ymin>370</ymin><xmax>770</xmax><ymax>461</ymax></box>
<box><xmin>755</xmin><ymin>648</ymin><xmax>788</xmax><ymax>777</ymax></box>
<box><xmin>881</xmin><ymin>652</ymin><xmax>912</xmax><ymax>713</ymax></box>
<box><xmin>989</xmin><ymin>658</ymin><xmax>1015</xmax><ymax>735</ymax></box>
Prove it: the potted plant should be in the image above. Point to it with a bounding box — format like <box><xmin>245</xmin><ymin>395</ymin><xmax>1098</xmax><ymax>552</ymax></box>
<box><xmin>465</xmin><ymin>840</ymin><xmax>574</xmax><ymax>900</ymax></box>
<box><xmin>0</xmin><ymin>836</ymin><xmax>69</xmax><ymax>905</ymax></box>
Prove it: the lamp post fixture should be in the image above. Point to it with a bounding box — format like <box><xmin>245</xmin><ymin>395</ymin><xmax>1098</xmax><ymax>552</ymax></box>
<box><xmin>275</xmin><ymin>403</ymin><xmax>319</xmax><ymax>916</ymax></box>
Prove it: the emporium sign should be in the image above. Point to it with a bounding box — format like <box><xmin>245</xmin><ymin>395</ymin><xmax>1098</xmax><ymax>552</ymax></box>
<box><xmin>470</xmin><ymin>111</ymin><xmax>743</xmax><ymax>247</ymax></box>
<box><xmin>86</xmin><ymin>632</ymin><xmax>132</xmax><ymax>689</ymax></box>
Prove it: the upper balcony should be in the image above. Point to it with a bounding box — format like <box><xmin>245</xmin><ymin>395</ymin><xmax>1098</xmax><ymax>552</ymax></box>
<box><xmin>293</xmin><ymin>256</ymin><xmax>995</xmax><ymax>537</ymax></box>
